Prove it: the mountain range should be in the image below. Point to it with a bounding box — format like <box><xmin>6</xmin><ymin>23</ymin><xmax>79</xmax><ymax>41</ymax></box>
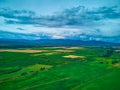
<box><xmin>0</xmin><ymin>39</ymin><xmax>120</xmax><ymax>48</ymax></box>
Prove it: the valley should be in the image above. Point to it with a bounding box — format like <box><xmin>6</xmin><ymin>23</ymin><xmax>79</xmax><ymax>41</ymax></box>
<box><xmin>0</xmin><ymin>47</ymin><xmax>120</xmax><ymax>90</ymax></box>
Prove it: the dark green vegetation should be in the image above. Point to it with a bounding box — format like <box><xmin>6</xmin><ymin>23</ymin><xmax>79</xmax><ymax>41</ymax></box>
<box><xmin>0</xmin><ymin>47</ymin><xmax>120</xmax><ymax>90</ymax></box>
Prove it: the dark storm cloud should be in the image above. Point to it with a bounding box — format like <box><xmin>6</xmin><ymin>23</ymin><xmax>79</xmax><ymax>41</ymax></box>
<box><xmin>1</xmin><ymin>6</ymin><xmax>120</xmax><ymax>27</ymax></box>
<box><xmin>0</xmin><ymin>8</ymin><xmax>35</xmax><ymax>18</ymax></box>
<box><xmin>86</xmin><ymin>6</ymin><xmax>120</xmax><ymax>19</ymax></box>
<box><xmin>17</xmin><ymin>28</ymin><xmax>24</xmax><ymax>30</ymax></box>
<box><xmin>0</xmin><ymin>8</ymin><xmax>36</xmax><ymax>24</ymax></box>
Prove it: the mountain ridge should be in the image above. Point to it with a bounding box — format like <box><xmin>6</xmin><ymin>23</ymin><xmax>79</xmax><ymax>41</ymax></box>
<box><xmin>0</xmin><ymin>39</ymin><xmax>120</xmax><ymax>48</ymax></box>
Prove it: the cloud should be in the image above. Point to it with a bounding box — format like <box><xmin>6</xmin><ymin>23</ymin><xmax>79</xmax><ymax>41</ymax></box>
<box><xmin>0</xmin><ymin>8</ymin><xmax>35</xmax><ymax>18</ymax></box>
<box><xmin>51</xmin><ymin>35</ymin><xmax>65</xmax><ymax>39</ymax></box>
<box><xmin>1</xmin><ymin>6</ymin><xmax>120</xmax><ymax>27</ymax></box>
<box><xmin>0</xmin><ymin>6</ymin><xmax>120</xmax><ymax>42</ymax></box>
<box><xmin>0</xmin><ymin>30</ymin><xmax>40</xmax><ymax>40</ymax></box>
<box><xmin>0</xmin><ymin>8</ymin><xmax>36</xmax><ymax>24</ymax></box>
<box><xmin>17</xmin><ymin>27</ymin><xmax>24</xmax><ymax>30</ymax></box>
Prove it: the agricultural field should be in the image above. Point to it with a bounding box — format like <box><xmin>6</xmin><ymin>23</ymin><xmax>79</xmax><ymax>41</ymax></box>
<box><xmin>0</xmin><ymin>47</ymin><xmax>120</xmax><ymax>90</ymax></box>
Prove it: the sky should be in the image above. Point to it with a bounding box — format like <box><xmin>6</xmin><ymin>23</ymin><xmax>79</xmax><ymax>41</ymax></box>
<box><xmin>0</xmin><ymin>0</ymin><xmax>120</xmax><ymax>43</ymax></box>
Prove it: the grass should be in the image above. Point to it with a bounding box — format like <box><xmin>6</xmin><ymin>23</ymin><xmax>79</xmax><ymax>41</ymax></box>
<box><xmin>77</xmin><ymin>69</ymin><xmax>120</xmax><ymax>90</ymax></box>
<box><xmin>0</xmin><ymin>46</ymin><xmax>120</xmax><ymax>90</ymax></box>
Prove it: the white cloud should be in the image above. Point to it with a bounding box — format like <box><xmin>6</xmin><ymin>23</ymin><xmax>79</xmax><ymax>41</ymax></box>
<box><xmin>51</xmin><ymin>35</ymin><xmax>65</xmax><ymax>39</ymax></box>
<box><xmin>96</xmin><ymin>19</ymin><xmax>120</xmax><ymax>36</ymax></box>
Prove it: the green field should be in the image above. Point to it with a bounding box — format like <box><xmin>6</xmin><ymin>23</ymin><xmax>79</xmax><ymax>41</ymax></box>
<box><xmin>0</xmin><ymin>47</ymin><xmax>120</xmax><ymax>90</ymax></box>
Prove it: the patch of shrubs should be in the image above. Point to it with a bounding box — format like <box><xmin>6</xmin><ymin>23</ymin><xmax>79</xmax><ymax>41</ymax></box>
<box><xmin>21</xmin><ymin>72</ymin><xmax>27</xmax><ymax>76</ymax></box>
<box><xmin>0</xmin><ymin>68</ymin><xmax>21</xmax><ymax>75</ymax></box>
<box><xmin>112</xmin><ymin>59</ymin><xmax>119</xmax><ymax>64</ymax></box>
<box><xmin>40</xmin><ymin>67</ymin><xmax>45</xmax><ymax>71</ymax></box>
<box><xmin>102</xmin><ymin>48</ymin><xmax>114</xmax><ymax>57</ymax></box>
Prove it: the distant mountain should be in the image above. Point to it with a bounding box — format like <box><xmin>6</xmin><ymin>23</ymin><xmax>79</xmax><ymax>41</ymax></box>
<box><xmin>0</xmin><ymin>30</ymin><xmax>120</xmax><ymax>43</ymax></box>
<box><xmin>0</xmin><ymin>39</ymin><xmax>120</xmax><ymax>48</ymax></box>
